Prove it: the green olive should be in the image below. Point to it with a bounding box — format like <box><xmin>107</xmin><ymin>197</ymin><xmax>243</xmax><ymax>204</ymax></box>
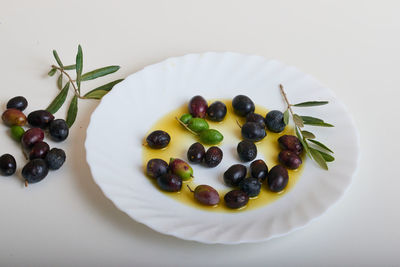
<box><xmin>10</xmin><ymin>126</ymin><xmax>25</xmax><ymax>141</ymax></box>
<box><xmin>199</xmin><ymin>129</ymin><xmax>223</xmax><ymax>145</ymax></box>
<box><xmin>179</xmin><ymin>113</ymin><xmax>192</xmax><ymax>124</ymax></box>
<box><xmin>188</xmin><ymin>118</ymin><xmax>209</xmax><ymax>133</ymax></box>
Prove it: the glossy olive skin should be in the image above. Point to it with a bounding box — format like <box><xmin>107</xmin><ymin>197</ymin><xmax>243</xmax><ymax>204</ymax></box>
<box><xmin>22</xmin><ymin>159</ymin><xmax>49</xmax><ymax>184</ymax></box>
<box><xmin>0</xmin><ymin>154</ymin><xmax>16</xmax><ymax>176</ymax></box>
<box><xmin>204</xmin><ymin>146</ymin><xmax>223</xmax><ymax>167</ymax></box>
<box><xmin>157</xmin><ymin>173</ymin><xmax>182</xmax><ymax>192</ymax></box>
<box><xmin>146</xmin><ymin>159</ymin><xmax>169</xmax><ymax>178</ymax></box>
<box><xmin>232</xmin><ymin>95</ymin><xmax>255</xmax><ymax>117</ymax></box>
<box><xmin>223</xmin><ymin>164</ymin><xmax>247</xmax><ymax>187</ymax></box>
<box><xmin>241</xmin><ymin>122</ymin><xmax>266</xmax><ymax>142</ymax></box>
<box><xmin>207</xmin><ymin>101</ymin><xmax>227</xmax><ymax>122</ymax></box>
<box><xmin>146</xmin><ymin>130</ymin><xmax>170</xmax><ymax>149</ymax></box>
<box><xmin>193</xmin><ymin>185</ymin><xmax>220</xmax><ymax>206</ymax></box>
<box><xmin>265</xmin><ymin>110</ymin><xmax>286</xmax><ymax>133</ymax></box>
<box><xmin>7</xmin><ymin>96</ymin><xmax>28</xmax><ymax>111</ymax></box>
<box><xmin>45</xmin><ymin>148</ymin><xmax>66</xmax><ymax>170</ymax></box>
<box><xmin>188</xmin><ymin>95</ymin><xmax>208</xmax><ymax>118</ymax></box>
<box><xmin>187</xmin><ymin>142</ymin><xmax>205</xmax><ymax>164</ymax></box>
<box><xmin>239</xmin><ymin>178</ymin><xmax>261</xmax><ymax>197</ymax></box>
<box><xmin>267</xmin><ymin>165</ymin><xmax>289</xmax><ymax>192</ymax></box>
<box><xmin>29</xmin><ymin>141</ymin><xmax>50</xmax><ymax>160</ymax></box>
<box><xmin>21</xmin><ymin>128</ymin><xmax>44</xmax><ymax>148</ymax></box>
<box><xmin>169</xmin><ymin>158</ymin><xmax>193</xmax><ymax>180</ymax></box>
<box><xmin>278</xmin><ymin>135</ymin><xmax>303</xmax><ymax>155</ymax></box>
<box><xmin>187</xmin><ymin>118</ymin><xmax>209</xmax><ymax>133</ymax></box>
<box><xmin>49</xmin><ymin>119</ymin><xmax>69</xmax><ymax>142</ymax></box>
<box><xmin>2</xmin><ymin>109</ymin><xmax>27</xmax><ymax>126</ymax></box>
<box><xmin>224</xmin><ymin>190</ymin><xmax>249</xmax><ymax>209</ymax></box>
<box><xmin>278</xmin><ymin>150</ymin><xmax>302</xmax><ymax>169</ymax></box>
<box><xmin>27</xmin><ymin>110</ymin><xmax>54</xmax><ymax>129</ymax></box>
<box><xmin>10</xmin><ymin>126</ymin><xmax>25</xmax><ymax>141</ymax></box>
<box><xmin>199</xmin><ymin>129</ymin><xmax>224</xmax><ymax>145</ymax></box>
<box><xmin>250</xmin><ymin>159</ymin><xmax>268</xmax><ymax>181</ymax></box>
<box><xmin>246</xmin><ymin>113</ymin><xmax>265</xmax><ymax>128</ymax></box>
<box><xmin>237</xmin><ymin>140</ymin><xmax>257</xmax><ymax>162</ymax></box>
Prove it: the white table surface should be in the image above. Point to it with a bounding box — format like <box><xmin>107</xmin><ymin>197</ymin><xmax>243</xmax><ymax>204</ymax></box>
<box><xmin>1</xmin><ymin>0</ymin><xmax>399</xmax><ymax>266</ymax></box>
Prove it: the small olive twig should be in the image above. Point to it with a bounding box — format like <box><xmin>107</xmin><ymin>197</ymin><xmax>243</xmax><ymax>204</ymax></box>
<box><xmin>175</xmin><ymin>117</ymin><xmax>199</xmax><ymax>136</ymax></box>
<box><xmin>279</xmin><ymin>84</ymin><xmax>294</xmax><ymax>116</ymax></box>
<box><xmin>51</xmin><ymin>65</ymin><xmax>85</xmax><ymax>99</ymax></box>
<box><xmin>187</xmin><ymin>185</ymin><xmax>194</xmax><ymax>193</ymax></box>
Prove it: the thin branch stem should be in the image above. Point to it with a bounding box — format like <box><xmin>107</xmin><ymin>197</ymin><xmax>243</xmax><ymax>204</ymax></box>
<box><xmin>279</xmin><ymin>84</ymin><xmax>294</xmax><ymax>115</ymax></box>
<box><xmin>51</xmin><ymin>65</ymin><xmax>85</xmax><ymax>99</ymax></box>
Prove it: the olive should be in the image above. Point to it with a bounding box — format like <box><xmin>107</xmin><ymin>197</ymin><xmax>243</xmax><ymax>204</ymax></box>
<box><xmin>0</xmin><ymin>154</ymin><xmax>16</xmax><ymax>176</ymax></box>
<box><xmin>179</xmin><ymin>113</ymin><xmax>193</xmax><ymax>124</ymax></box>
<box><xmin>241</xmin><ymin>122</ymin><xmax>266</xmax><ymax>142</ymax></box>
<box><xmin>157</xmin><ymin>173</ymin><xmax>182</xmax><ymax>192</ymax></box>
<box><xmin>22</xmin><ymin>159</ymin><xmax>49</xmax><ymax>184</ymax></box>
<box><xmin>199</xmin><ymin>129</ymin><xmax>223</xmax><ymax>145</ymax></box>
<box><xmin>10</xmin><ymin>125</ymin><xmax>25</xmax><ymax>141</ymax></box>
<box><xmin>49</xmin><ymin>119</ymin><xmax>69</xmax><ymax>142</ymax></box>
<box><xmin>267</xmin><ymin>165</ymin><xmax>289</xmax><ymax>192</ymax></box>
<box><xmin>246</xmin><ymin>113</ymin><xmax>265</xmax><ymax>128</ymax></box>
<box><xmin>2</xmin><ymin>109</ymin><xmax>27</xmax><ymax>126</ymax></box>
<box><xmin>45</xmin><ymin>148</ymin><xmax>66</xmax><ymax>170</ymax></box>
<box><xmin>27</xmin><ymin>110</ymin><xmax>54</xmax><ymax>129</ymax></box>
<box><xmin>278</xmin><ymin>150</ymin><xmax>302</xmax><ymax>169</ymax></box>
<box><xmin>169</xmin><ymin>158</ymin><xmax>193</xmax><ymax>181</ymax></box>
<box><xmin>29</xmin><ymin>141</ymin><xmax>50</xmax><ymax>160</ymax></box>
<box><xmin>204</xmin><ymin>146</ymin><xmax>223</xmax><ymax>167</ymax></box>
<box><xmin>187</xmin><ymin>142</ymin><xmax>205</xmax><ymax>164</ymax></box>
<box><xmin>188</xmin><ymin>95</ymin><xmax>208</xmax><ymax>118</ymax></box>
<box><xmin>223</xmin><ymin>164</ymin><xmax>247</xmax><ymax>187</ymax></box>
<box><xmin>278</xmin><ymin>135</ymin><xmax>303</xmax><ymax>155</ymax></box>
<box><xmin>187</xmin><ymin>118</ymin><xmax>209</xmax><ymax>133</ymax></box>
<box><xmin>265</xmin><ymin>110</ymin><xmax>286</xmax><ymax>133</ymax></box>
<box><xmin>189</xmin><ymin>184</ymin><xmax>220</xmax><ymax>206</ymax></box>
<box><xmin>21</xmin><ymin>128</ymin><xmax>44</xmax><ymax>148</ymax></box>
<box><xmin>237</xmin><ymin>140</ymin><xmax>257</xmax><ymax>162</ymax></box>
<box><xmin>224</xmin><ymin>190</ymin><xmax>249</xmax><ymax>209</ymax></box>
<box><xmin>146</xmin><ymin>159</ymin><xmax>168</xmax><ymax>178</ymax></box>
<box><xmin>232</xmin><ymin>95</ymin><xmax>255</xmax><ymax>117</ymax></box>
<box><xmin>207</xmin><ymin>101</ymin><xmax>227</xmax><ymax>122</ymax></box>
<box><xmin>146</xmin><ymin>130</ymin><xmax>170</xmax><ymax>149</ymax></box>
<box><xmin>250</xmin><ymin>159</ymin><xmax>268</xmax><ymax>181</ymax></box>
<box><xmin>239</xmin><ymin>178</ymin><xmax>261</xmax><ymax>197</ymax></box>
<box><xmin>6</xmin><ymin>96</ymin><xmax>28</xmax><ymax>111</ymax></box>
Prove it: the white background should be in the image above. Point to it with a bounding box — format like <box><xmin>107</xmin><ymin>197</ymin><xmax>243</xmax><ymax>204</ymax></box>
<box><xmin>0</xmin><ymin>0</ymin><xmax>399</xmax><ymax>266</ymax></box>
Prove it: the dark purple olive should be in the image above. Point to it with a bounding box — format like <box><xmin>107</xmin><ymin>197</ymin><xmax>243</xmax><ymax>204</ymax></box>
<box><xmin>237</xmin><ymin>140</ymin><xmax>257</xmax><ymax>162</ymax></box>
<box><xmin>224</xmin><ymin>190</ymin><xmax>249</xmax><ymax>209</ymax></box>
<box><xmin>27</xmin><ymin>110</ymin><xmax>54</xmax><ymax>129</ymax></box>
<box><xmin>45</xmin><ymin>148</ymin><xmax>66</xmax><ymax>170</ymax></box>
<box><xmin>278</xmin><ymin>150</ymin><xmax>302</xmax><ymax>169</ymax></box>
<box><xmin>22</xmin><ymin>159</ymin><xmax>49</xmax><ymax>185</ymax></box>
<box><xmin>187</xmin><ymin>142</ymin><xmax>205</xmax><ymax>164</ymax></box>
<box><xmin>146</xmin><ymin>130</ymin><xmax>170</xmax><ymax>149</ymax></box>
<box><xmin>2</xmin><ymin>109</ymin><xmax>27</xmax><ymax>126</ymax></box>
<box><xmin>239</xmin><ymin>178</ymin><xmax>261</xmax><ymax>197</ymax></box>
<box><xmin>241</xmin><ymin>122</ymin><xmax>266</xmax><ymax>142</ymax></box>
<box><xmin>190</xmin><ymin>185</ymin><xmax>220</xmax><ymax>206</ymax></box>
<box><xmin>29</xmin><ymin>141</ymin><xmax>50</xmax><ymax>160</ymax></box>
<box><xmin>246</xmin><ymin>113</ymin><xmax>265</xmax><ymax>128</ymax></box>
<box><xmin>7</xmin><ymin>96</ymin><xmax>28</xmax><ymax>111</ymax></box>
<box><xmin>278</xmin><ymin>135</ymin><xmax>303</xmax><ymax>155</ymax></box>
<box><xmin>223</xmin><ymin>164</ymin><xmax>247</xmax><ymax>187</ymax></box>
<box><xmin>21</xmin><ymin>128</ymin><xmax>44</xmax><ymax>148</ymax></box>
<box><xmin>250</xmin><ymin>159</ymin><xmax>268</xmax><ymax>181</ymax></box>
<box><xmin>268</xmin><ymin>165</ymin><xmax>289</xmax><ymax>192</ymax></box>
<box><xmin>232</xmin><ymin>95</ymin><xmax>255</xmax><ymax>117</ymax></box>
<box><xmin>188</xmin><ymin>95</ymin><xmax>208</xmax><ymax>118</ymax></box>
<box><xmin>146</xmin><ymin>158</ymin><xmax>169</xmax><ymax>179</ymax></box>
<box><xmin>49</xmin><ymin>119</ymin><xmax>69</xmax><ymax>142</ymax></box>
<box><xmin>156</xmin><ymin>173</ymin><xmax>182</xmax><ymax>192</ymax></box>
<box><xmin>265</xmin><ymin>110</ymin><xmax>286</xmax><ymax>133</ymax></box>
<box><xmin>0</xmin><ymin>154</ymin><xmax>16</xmax><ymax>176</ymax></box>
<box><xmin>207</xmin><ymin>101</ymin><xmax>227</xmax><ymax>122</ymax></box>
<box><xmin>204</xmin><ymin>146</ymin><xmax>223</xmax><ymax>167</ymax></box>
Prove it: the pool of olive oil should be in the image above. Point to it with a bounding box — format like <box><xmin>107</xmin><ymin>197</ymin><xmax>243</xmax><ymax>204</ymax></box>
<box><xmin>142</xmin><ymin>100</ymin><xmax>303</xmax><ymax>212</ymax></box>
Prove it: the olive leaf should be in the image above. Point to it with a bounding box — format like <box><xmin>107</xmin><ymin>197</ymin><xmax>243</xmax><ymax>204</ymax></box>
<box><xmin>63</xmin><ymin>64</ymin><xmax>76</xmax><ymax>70</ymax></box>
<box><xmin>308</xmin><ymin>139</ymin><xmax>333</xmax><ymax>153</ymax></box>
<box><xmin>84</xmin><ymin>79</ymin><xmax>124</xmax><ymax>99</ymax></box>
<box><xmin>75</xmin><ymin>45</ymin><xmax>83</xmax><ymax>93</ymax></box>
<box><xmin>66</xmin><ymin>95</ymin><xmax>78</xmax><ymax>127</ymax></box>
<box><xmin>283</xmin><ymin>109</ymin><xmax>289</xmax><ymax>125</ymax></box>
<box><xmin>293</xmin><ymin>114</ymin><xmax>304</xmax><ymax>127</ymax></box>
<box><xmin>53</xmin><ymin>50</ymin><xmax>64</xmax><ymax>68</ymax></box>
<box><xmin>317</xmin><ymin>150</ymin><xmax>335</xmax><ymax>162</ymax></box>
<box><xmin>301</xmin><ymin>130</ymin><xmax>315</xmax><ymax>139</ymax></box>
<box><xmin>293</xmin><ymin>101</ymin><xmax>328</xmax><ymax>107</ymax></box>
<box><xmin>48</xmin><ymin>68</ymin><xmax>57</xmax><ymax>76</ymax></box>
<box><xmin>295</xmin><ymin>127</ymin><xmax>311</xmax><ymax>157</ymax></box>
<box><xmin>46</xmin><ymin>82</ymin><xmax>70</xmax><ymax>114</ymax></box>
<box><xmin>310</xmin><ymin>148</ymin><xmax>328</xmax><ymax>170</ymax></box>
<box><xmin>57</xmin><ymin>74</ymin><xmax>63</xmax><ymax>90</ymax></box>
<box><xmin>301</xmin><ymin>116</ymin><xmax>334</xmax><ymax>127</ymax></box>
<box><xmin>81</xmin><ymin>66</ymin><xmax>120</xmax><ymax>81</ymax></box>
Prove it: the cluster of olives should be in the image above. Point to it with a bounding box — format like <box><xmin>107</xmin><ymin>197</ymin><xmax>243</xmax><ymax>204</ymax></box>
<box><xmin>278</xmin><ymin>135</ymin><xmax>303</xmax><ymax>169</ymax></box>
<box><xmin>146</xmin><ymin>158</ymin><xmax>192</xmax><ymax>190</ymax></box>
<box><xmin>0</xmin><ymin>96</ymin><xmax>66</xmax><ymax>185</ymax></box>
<box><xmin>187</xmin><ymin>142</ymin><xmax>223</xmax><ymax>168</ymax></box>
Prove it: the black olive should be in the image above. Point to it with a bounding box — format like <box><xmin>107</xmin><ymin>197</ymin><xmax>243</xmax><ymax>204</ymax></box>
<box><xmin>146</xmin><ymin>130</ymin><xmax>170</xmax><ymax>149</ymax></box>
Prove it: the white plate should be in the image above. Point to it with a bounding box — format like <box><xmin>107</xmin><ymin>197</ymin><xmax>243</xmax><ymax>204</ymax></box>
<box><xmin>85</xmin><ymin>52</ymin><xmax>360</xmax><ymax>244</ymax></box>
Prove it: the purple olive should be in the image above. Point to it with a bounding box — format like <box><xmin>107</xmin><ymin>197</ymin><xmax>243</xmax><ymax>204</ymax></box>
<box><xmin>146</xmin><ymin>158</ymin><xmax>169</xmax><ymax>179</ymax></box>
<box><xmin>7</xmin><ymin>96</ymin><xmax>28</xmax><ymax>111</ymax></box>
<box><xmin>278</xmin><ymin>135</ymin><xmax>303</xmax><ymax>155</ymax></box>
<box><xmin>190</xmin><ymin>185</ymin><xmax>220</xmax><ymax>206</ymax></box>
<box><xmin>29</xmin><ymin>141</ymin><xmax>50</xmax><ymax>160</ymax></box>
<box><xmin>27</xmin><ymin>110</ymin><xmax>54</xmax><ymax>129</ymax></box>
<box><xmin>21</xmin><ymin>128</ymin><xmax>44</xmax><ymax>148</ymax></box>
<box><xmin>267</xmin><ymin>165</ymin><xmax>289</xmax><ymax>192</ymax></box>
<box><xmin>278</xmin><ymin>150</ymin><xmax>302</xmax><ymax>169</ymax></box>
<box><xmin>224</xmin><ymin>190</ymin><xmax>249</xmax><ymax>209</ymax></box>
<box><xmin>188</xmin><ymin>95</ymin><xmax>208</xmax><ymax>118</ymax></box>
<box><xmin>157</xmin><ymin>173</ymin><xmax>182</xmax><ymax>192</ymax></box>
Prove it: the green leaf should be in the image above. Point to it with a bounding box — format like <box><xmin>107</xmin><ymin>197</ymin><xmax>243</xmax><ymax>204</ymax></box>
<box><xmin>46</xmin><ymin>82</ymin><xmax>70</xmax><ymax>114</ymax></box>
<box><xmin>83</xmin><ymin>79</ymin><xmax>124</xmax><ymax>99</ymax></box>
<box><xmin>318</xmin><ymin>150</ymin><xmax>335</xmax><ymax>162</ymax></box>
<box><xmin>301</xmin><ymin>130</ymin><xmax>315</xmax><ymax>139</ymax></box>
<box><xmin>66</xmin><ymin>95</ymin><xmax>78</xmax><ymax>127</ymax></box>
<box><xmin>301</xmin><ymin>116</ymin><xmax>334</xmax><ymax>127</ymax></box>
<box><xmin>63</xmin><ymin>64</ymin><xmax>76</xmax><ymax>70</ymax></box>
<box><xmin>283</xmin><ymin>109</ymin><xmax>289</xmax><ymax>125</ymax></box>
<box><xmin>293</xmin><ymin>114</ymin><xmax>304</xmax><ymax>127</ymax></box>
<box><xmin>295</xmin><ymin>127</ymin><xmax>311</xmax><ymax>158</ymax></box>
<box><xmin>76</xmin><ymin>45</ymin><xmax>83</xmax><ymax>93</ymax></box>
<box><xmin>308</xmin><ymin>139</ymin><xmax>334</xmax><ymax>153</ymax></box>
<box><xmin>84</xmin><ymin>89</ymin><xmax>108</xmax><ymax>99</ymax></box>
<box><xmin>310</xmin><ymin>148</ymin><xmax>328</xmax><ymax>170</ymax></box>
<box><xmin>57</xmin><ymin>74</ymin><xmax>63</xmax><ymax>90</ymax></box>
<box><xmin>48</xmin><ymin>68</ymin><xmax>57</xmax><ymax>76</ymax></box>
<box><xmin>53</xmin><ymin>50</ymin><xmax>64</xmax><ymax>68</ymax></box>
<box><xmin>293</xmin><ymin>101</ymin><xmax>329</xmax><ymax>107</ymax></box>
<box><xmin>81</xmin><ymin>66</ymin><xmax>120</xmax><ymax>81</ymax></box>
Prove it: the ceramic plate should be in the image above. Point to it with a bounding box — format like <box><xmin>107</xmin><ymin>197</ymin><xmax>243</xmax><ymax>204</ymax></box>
<box><xmin>85</xmin><ymin>52</ymin><xmax>360</xmax><ymax>244</ymax></box>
